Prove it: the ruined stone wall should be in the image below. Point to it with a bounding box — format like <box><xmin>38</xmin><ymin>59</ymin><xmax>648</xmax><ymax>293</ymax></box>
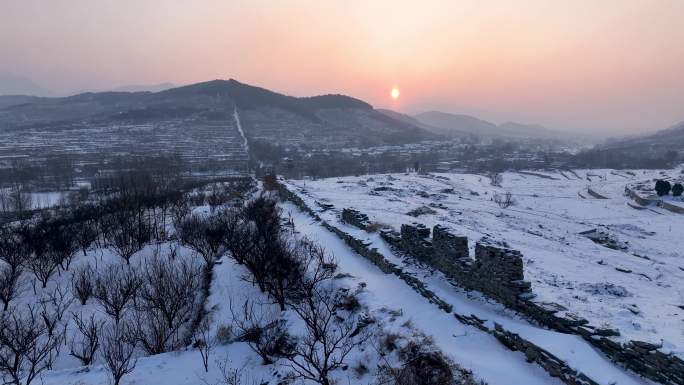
<box><xmin>351</xmin><ymin>208</ymin><xmax>684</xmax><ymax>385</ymax></box>
<box><xmin>392</xmin><ymin>223</ymin><xmax>533</xmax><ymax>309</ymax></box>
<box><xmin>276</xmin><ymin>183</ymin><xmax>684</xmax><ymax>384</ymax></box>
<box><xmin>341</xmin><ymin>208</ymin><xmax>371</xmax><ymax>229</ymax></box>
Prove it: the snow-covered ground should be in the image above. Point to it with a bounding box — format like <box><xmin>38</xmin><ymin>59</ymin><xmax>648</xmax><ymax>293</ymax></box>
<box><xmin>284</xmin><ymin>168</ymin><xmax>684</xmax><ymax>359</ymax></box>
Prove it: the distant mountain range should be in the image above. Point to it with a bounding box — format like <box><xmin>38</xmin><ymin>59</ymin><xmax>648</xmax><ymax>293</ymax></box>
<box><xmin>572</xmin><ymin>121</ymin><xmax>684</xmax><ymax>168</ymax></box>
<box><xmin>110</xmin><ymin>83</ymin><xmax>177</xmax><ymax>93</ymax></box>
<box><xmin>0</xmin><ymin>79</ymin><xmax>436</xmax><ymax>148</ymax></box>
<box><xmin>379</xmin><ymin>109</ymin><xmax>572</xmax><ymax>141</ymax></box>
<box><xmin>598</xmin><ymin>121</ymin><xmax>684</xmax><ymax>155</ymax></box>
<box><xmin>0</xmin><ymin>73</ymin><xmax>53</xmax><ymax>97</ymax></box>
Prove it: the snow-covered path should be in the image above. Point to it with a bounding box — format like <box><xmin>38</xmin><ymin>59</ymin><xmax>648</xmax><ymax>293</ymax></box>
<box><xmin>233</xmin><ymin>106</ymin><xmax>249</xmax><ymax>154</ymax></box>
<box><xmin>280</xmin><ymin>197</ymin><xmax>652</xmax><ymax>385</ymax></box>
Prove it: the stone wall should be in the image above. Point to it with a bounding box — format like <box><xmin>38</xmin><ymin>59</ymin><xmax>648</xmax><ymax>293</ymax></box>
<box><xmin>276</xmin><ymin>186</ymin><xmax>684</xmax><ymax>385</ymax></box>
<box><xmin>341</xmin><ymin>208</ymin><xmax>371</xmax><ymax>229</ymax></box>
<box><xmin>275</xmin><ymin>185</ymin><xmax>675</xmax><ymax>385</ymax></box>
<box><xmin>354</xmin><ymin>208</ymin><xmax>684</xmax><ymax>385</ymax></box>
<box><xmin>625</xmin><ymin>186</ymin><xmax>656</xmax><ymax>206</ymax></box>
<box><xmin>389</xmin><ymin>223</ymin><xmax>533</xmax><ymax>310</ymax></box>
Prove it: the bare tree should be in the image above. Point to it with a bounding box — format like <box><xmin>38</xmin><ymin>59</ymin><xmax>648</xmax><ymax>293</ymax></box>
<box><xmin>27</xmin><ymin>250</ymin><xmax>60</xmax><ymax>289</ymax></box>
<box><xmin>69</xmin><ymin>312</ymin><xmax>102</xmax><ymax>366</ymax></box>
<box><xmin>0</xmin><ymin>189</ymin><xmax>9</xmax><ymax>215</ymax></box>
<box><xmin>72</xmin><ymin>264</ymin><xmax>94</xmax><ymax>305</ymax></box>
<box><xmin>104</xmin><ymin>210</ymin><xmax>152</xmax><ymax>265</ymax></box>
<box><xmin>46</xmin><ymin>223</ymin><xmax>79</xmax><ymax>271</ymax></box>
<box><xmin>493</xmin><ymin>191</ymin><xmax>514</xmax><ymax>209</ymax></box>
<box><xmin>0</xmin><ymin>264</ymin><xmax>24</xmax><ymax>311</ymax></box>
<box><xmin>0</xmin><ymin>229</ymin><xmax>26</xmax><ymax>277</ymax></box>
<box><xmin>101</xmin><ymin>322</ymin><xmax>137</xmax><ymax>385</ymax></box>
<box><xmin>285</xmin><ymin>284</ymin><xmax>370</xmax><ymax>385</ymax></box>
<box><xmin>288</xmin><ymin>239</ymin><xmax>337</xmax><ymax>305</ymax></box>
<box><xmin>93</xmin><ymin>264</ymin><xmax>140</xmax><ymax>324</ymax></box>
<box><xmin>8</xmin><ymin>188</ymin><xmax>32</xmax><ymax>214</ymax></box>
<box><xmin>0</xmin><ymin>305</ymin><xmax>63</xmax><ymax>385</ymax></box>
<box><xmin>74</xmin><ymin>218</ymin><xmax>99</xmax><ymax>256</ymax></box>
<box><xmin>0</xmin><ymin>230</ymin><xmax>27</xmax><ymax>311</ymax></box>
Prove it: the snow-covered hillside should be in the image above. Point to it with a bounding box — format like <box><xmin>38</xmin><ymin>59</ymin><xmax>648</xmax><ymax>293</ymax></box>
<box><xmin>285</xmin><ymin>169</ymin><xmax>684</xmax><ymax>359</ymax></box>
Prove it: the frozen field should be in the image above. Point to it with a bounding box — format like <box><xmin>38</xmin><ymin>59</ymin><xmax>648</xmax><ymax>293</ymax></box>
<box><xmin>285</xmin><ymin>168</ymin><xmax>684</xmax><ymax>358</ymax></box>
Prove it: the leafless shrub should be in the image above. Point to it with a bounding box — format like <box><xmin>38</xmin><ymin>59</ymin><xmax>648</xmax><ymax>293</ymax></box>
<box><xmin>93</xmin><ymin>264</ymin><xmax>141</xmax><ymax>324</ymax></box>
<box><xmin>203</xmin><ymin>358</ymin><xmax>263</xmax><ymax>385</ymax></box>
<box><xmin>0</xmin><ymin>305</ymin><xmax>63</xmax><ymax>385</ymax></box>
<box><xmin>128</xmin><ymin>307</ymin><xmax>179</xmax><ymax>355</ymax></box>
<box><xmin>72</xmin><ymin>264</ymin><xmax>94</xmax><ymax>305</ymax></box>
<box><xmin>493</xmin><ymin>191</ymin><xmax>514</xmax><ymax>209</ymax></box>
<box><xmin>366</xmin><ymin>221</ymin><xmax>389</xmax><ymax>233</ymax></box>
<box><xmin>215</xmin><ymin>324</ymin><xmax>233</xmax><ymax>345</ymax></box>
<box><xmin>133</xmin><ymin>255</ymin><xmax>202</xmax><ymax>354</ymax></box>
<box><xmin>101</xmin><ymin>321</ymin><xmax>137</xmax><ymax>385</ymax></box>
<box><xmin>285</xmin><ymin>283</ymin><xmax>371</xmax><ymax>385</ymax></box>
<box><xmin>38</xmin><ymin>285</ymin><xmax>73</xmax><ymax>338</ymax></box>
<box><xmin>229</xmin><ymin>298</ymin><xmax>294</xmax><ymax>365</ymax></box>
<box><xmin>193</xmin><ymin>313</ymin><xmax>215</xmax><ymax>372</ymax></box>
<box><xmin>489</xmin><ymin>172</ymin><xmax>502</xmax><ymax>187</ymax></box>
<box><xmin>138</xmin><ymin>255</ymin><xmax>201</xmax><ymax>330</ymax></box>
<box><xmin>69</xmin><ymin>312</ymin><xmax>103</xmax><ymax>366</ymax></box>
<box><xmin>177</xmin><ymin>212</ymin><xmax>233</xmax><ymax>268</ymax></box>
<box><xmin>374</xmin><ymin>334</ymin><xmax>485</xmax><ymax>385</ymax></box>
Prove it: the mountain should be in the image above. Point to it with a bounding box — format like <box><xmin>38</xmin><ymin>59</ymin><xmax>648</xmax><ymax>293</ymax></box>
<box><xmin>602</xmin><ymin>121</ymin><xmax>684</xmax><ymax>151</ymax></box>
<box><xmin>111</xmin><ymin>82</ymin><xmax>176</xmax><ymax>93</ymax></box>
<box><xmin>0</xmin><ymin>79</ymin><xmax>435</xmax><ymax>147</ymax></box>
<box><xmin>574</xmin><ymin>121</ymin><xmax>684</xmax><ymax>168</ymax></box>
<box><xmin>0</xmin><ymin>73</ymin><xmax>53</xmax><ymax>96</ymax></box>
<box><xmin>413</xmin><ymin>110</ymin><xmax>567</xmax><ymax>140</ymax></box>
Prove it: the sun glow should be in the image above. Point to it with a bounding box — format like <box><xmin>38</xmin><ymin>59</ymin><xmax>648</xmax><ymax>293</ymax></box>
<box><xmin>391</xmin><ymin>87</ymin><xmax>400</xmax><ymax>100</ymax></box>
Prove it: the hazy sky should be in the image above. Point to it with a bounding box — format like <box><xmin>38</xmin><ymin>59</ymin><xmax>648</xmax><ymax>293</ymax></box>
<box><xmin>1</xmin><ymin>0</ymin><xmax>683</xmax><ymax>135</ymax></box>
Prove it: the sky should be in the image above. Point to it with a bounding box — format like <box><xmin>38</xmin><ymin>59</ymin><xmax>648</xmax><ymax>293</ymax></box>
<box><xmin>1</xmin><ymin>0</ymin><xmax>683</xmax><ymax>135</ymax></box>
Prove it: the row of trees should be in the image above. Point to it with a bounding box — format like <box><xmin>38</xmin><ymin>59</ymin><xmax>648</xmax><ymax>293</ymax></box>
<box><xmin>175</xmin><ymin>195</ymin><xmax>371</xmax><ymax>385</ymax></box>
<box><xmin>655</xmin><ymin>179</ymin><xmax>684</xmax><ymax>197</ymax></box>
<box><xmin>1</xmin><ymin>176</ymin><xmax>250</xmax><ymax>385</ymax></box>
<box><xmin>1</xmin><ymin>247</ymin><xmax>205</xmax><ymax>385</ymax></box>
<box><xmin>3</xmin><ymin>176</ymin><xmax>467</xmax><ymax>385</ymax></box>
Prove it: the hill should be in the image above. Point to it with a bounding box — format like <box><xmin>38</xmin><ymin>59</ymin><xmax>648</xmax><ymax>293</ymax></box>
<box><xmin>575</xmin><ymin>121</ymin><xmax>684</xmax><ymax>168</ymax></box>
<box><xmin>413</xmin><ymin>110</ymin><xmax>567</xmax><ymax>140</ymax></box>
<box><xmin>0</xmin><ymin>73</ymin><xmax>53</xmax><ymax>96</ymax></box>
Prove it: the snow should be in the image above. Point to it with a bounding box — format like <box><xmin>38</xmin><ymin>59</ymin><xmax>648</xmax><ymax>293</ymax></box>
<box><xmin>280</xmin><ymin>199</ymin><xmax>654</xmax><ymax>385</ymax></box>
<box><xmin>281</xmin><ymin>202</ymin><xmax>561</xmax><ymax>385</ymax></box>
<box><xmin>283</xmin><ymin>169</ymin><xmax>684</xmax><ymax>361</ymax></box>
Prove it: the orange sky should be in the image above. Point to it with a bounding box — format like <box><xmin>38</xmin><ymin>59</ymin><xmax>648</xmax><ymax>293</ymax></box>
<box><xmin>1</xmin><ymin>0</ymin><xmax>683</xmax><ymax>134</ymax></box>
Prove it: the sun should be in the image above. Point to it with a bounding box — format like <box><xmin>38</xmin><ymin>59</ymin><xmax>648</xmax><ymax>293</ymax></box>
<box><xmin>390</xmin><ymin>87</ymin><xmax>400</xmax><ymax>100</ymax></box>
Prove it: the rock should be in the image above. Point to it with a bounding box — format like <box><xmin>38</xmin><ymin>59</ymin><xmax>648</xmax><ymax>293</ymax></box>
<box><xmin>406</xmin><ymin>206</ymin><xmax>437</xmax><ymax>217</ymax></box>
